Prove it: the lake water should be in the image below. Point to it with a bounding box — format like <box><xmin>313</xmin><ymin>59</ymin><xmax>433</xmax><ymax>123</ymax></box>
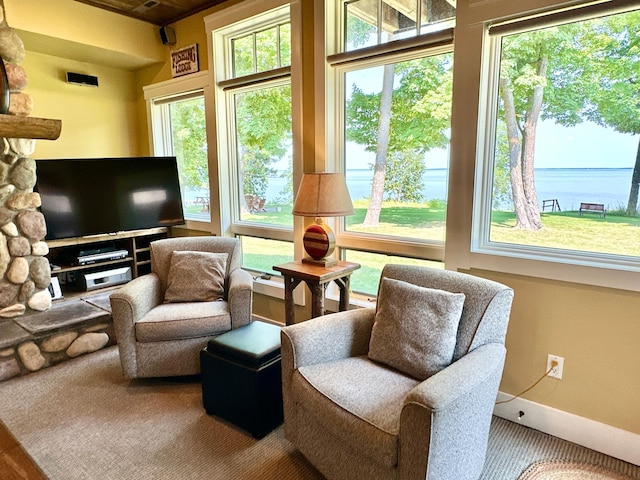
<box><xmin>268</xmin><ymin>168</ymin><xmax>635</xmax><ymax>211</ymax></box>
<box><xmin>186</xmin><ymin>167</ymin><xmax>636</xmax><ymax>212</ymax></box>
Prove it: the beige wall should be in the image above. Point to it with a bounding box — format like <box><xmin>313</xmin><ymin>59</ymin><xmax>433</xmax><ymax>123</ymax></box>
<box><xmin>11</xmin><ymin>0</ymin><xmax>639</xmax><ymax>437</ymax></box>
<box><xmin>477</xmin><ymin>270</ymin><xmax>640</xmax><ymax>432</ymax></box>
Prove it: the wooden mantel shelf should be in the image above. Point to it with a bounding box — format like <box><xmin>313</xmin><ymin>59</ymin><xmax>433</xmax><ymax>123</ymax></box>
<box><xmin>0</xmin><ymin>114</ymin><xmax>62</xmax><ymax>140</ymax></box>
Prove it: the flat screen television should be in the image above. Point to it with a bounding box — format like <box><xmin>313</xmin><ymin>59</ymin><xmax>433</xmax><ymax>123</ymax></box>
<box><xmin>35</xmin><ymin>156</ymin><xmax>185</xmax><ymax>241</ymax></box>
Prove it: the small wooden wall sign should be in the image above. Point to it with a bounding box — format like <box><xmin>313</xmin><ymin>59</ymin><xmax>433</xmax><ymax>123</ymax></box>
<box><xmin>171</xmin><ymin>44</ymin><xmax>199</xmax><ymax>78</ymax></box>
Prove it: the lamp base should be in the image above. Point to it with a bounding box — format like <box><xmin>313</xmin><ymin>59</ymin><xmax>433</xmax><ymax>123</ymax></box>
<box><xmin>301</xmin><ymin>256</ymin><xmax>338</xmax><ymax>267</ymax></box>
<box><xmin>302</xmin><ymin>221</ymin><xmax>337</xmax><ymax>267</ymax></box>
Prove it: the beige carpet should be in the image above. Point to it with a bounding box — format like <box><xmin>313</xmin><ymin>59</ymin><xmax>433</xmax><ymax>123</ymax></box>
<box><xmin>0</xmin><ymin>346</ymin><xmax>323</xmax><ymax>480</ymax></box>
<box><xmin>519</xmin><ymin>460</ymin><xmax>635</xmax><ymax>480</ymax></box>
<box><xmin>1</xmin><ymin>346</ymin><xmax>639</xmax><ymax>480</ymax></box>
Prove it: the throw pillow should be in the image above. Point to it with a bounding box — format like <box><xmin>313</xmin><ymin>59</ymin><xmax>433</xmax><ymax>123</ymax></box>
<box><xmin>164</xmin><ymin>251</ymin><xmax>228</xmax><ymax>303</ymax></box>
<box><xmin>368</xmin><ymin>277</ymin><xmax>465</xmax><ymax>380</ymax></box>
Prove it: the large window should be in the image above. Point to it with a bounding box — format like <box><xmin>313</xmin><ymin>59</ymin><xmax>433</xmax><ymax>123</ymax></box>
<box><xmin>209</xmin><ymin>3</ymin><xmax>295</xmax><ymax>273</ymax></box>
<box><xmin>474</xmin><ymin>5</ymin><xmax>640</xmax><ymax>274</ymax></box>
<box><xmin>329</xmin><ymin>0</ymin><xmax>455</xmax><ymax>295</ymax></box>
<box><xmin>145</xmin><ymin>73</ymin><xmax>212</xmax><ymax>228</ymax></box>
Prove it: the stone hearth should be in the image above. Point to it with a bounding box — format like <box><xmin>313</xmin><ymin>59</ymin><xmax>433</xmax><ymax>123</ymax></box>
<box><xmin>0</xmin><ymin>291</ymin><xmax>116</xmax><ymax>381</ymax></box>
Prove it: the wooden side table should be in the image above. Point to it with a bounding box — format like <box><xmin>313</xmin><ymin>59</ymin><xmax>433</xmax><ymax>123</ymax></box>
<box><xmin>273</xmin><ymin>261</ymin><xmax>361</xmax><ymax>325</ymax></box>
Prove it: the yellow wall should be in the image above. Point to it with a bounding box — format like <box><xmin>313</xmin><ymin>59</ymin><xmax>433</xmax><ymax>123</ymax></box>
<box><xmin>26</xmin><ymin>52</ymin><xmax>139</xmax><ymax>159</ymax></box>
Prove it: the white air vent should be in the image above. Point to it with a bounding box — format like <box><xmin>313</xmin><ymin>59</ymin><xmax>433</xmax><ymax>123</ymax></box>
<box><xmin>133</xmin><ymin>0</ymin><xmax>158</xmax><ymax>13</ymax></box>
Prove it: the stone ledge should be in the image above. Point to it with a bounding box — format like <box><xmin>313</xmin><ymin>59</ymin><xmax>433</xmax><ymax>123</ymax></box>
<box><xmin>0</xmin><ymin>292</ymin><xmax>116</xmax><ymax>382</ymax></box>
<box><xmin>15</xmin><ymin>299</ymin><xmax>110</xmax><ymax>335</ymax></box>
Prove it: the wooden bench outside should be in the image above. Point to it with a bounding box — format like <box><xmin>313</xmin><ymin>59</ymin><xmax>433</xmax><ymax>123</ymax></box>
<box><xmin>579</xmin><ymin>202</ymin><xmax>606</xmax><ymax>218</ymax></box>
<box><xmin>542</xmin><ymin>199</ymin><xmax>561</xmax><ymax>212</ymax></box>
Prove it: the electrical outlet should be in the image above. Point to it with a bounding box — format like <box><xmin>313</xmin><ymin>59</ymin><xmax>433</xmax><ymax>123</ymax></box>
<box><xmin>547</xmin><ymin>354</ymin><xmax>564</xmax><ymax>380</ymax></box>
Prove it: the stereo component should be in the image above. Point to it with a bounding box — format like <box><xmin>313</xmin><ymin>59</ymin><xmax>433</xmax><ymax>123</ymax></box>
<box><xmin>66</xmin><ymin>72</ymin><xmax>99</xmax><ymax>87</ymax></box>
<box><xmin>77</xmin><ymin>249</ymin><xmax>129</xmax><ymax>265</ymax></box>
<box><xmin>81</xmin><ymin>267</ymin><xmax>132</xmax><ymax>291</ymax></box>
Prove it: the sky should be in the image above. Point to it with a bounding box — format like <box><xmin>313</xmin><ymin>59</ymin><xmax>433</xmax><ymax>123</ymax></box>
<box><xmin>344</xmin><ymin>67</ymin><xmax>638</xmax><ymax>170</ymax></box>
<box><xmin>344</xmin><ymin>120</ymin><xmax>638</xmax><ymax>171</ymax></box>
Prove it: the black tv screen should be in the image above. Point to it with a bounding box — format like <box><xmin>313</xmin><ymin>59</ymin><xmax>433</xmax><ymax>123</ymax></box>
<box><xmin>35</xmin><ymin>156</ymin><xmax>185</xmax><ymax>240</ymax></box>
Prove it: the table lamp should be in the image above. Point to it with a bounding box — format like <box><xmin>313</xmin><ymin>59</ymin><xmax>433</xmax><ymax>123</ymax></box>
<box><xmin>292</xmin><ymin>173</ymin><xmax>354</xmax><ymax>267</ymax></box>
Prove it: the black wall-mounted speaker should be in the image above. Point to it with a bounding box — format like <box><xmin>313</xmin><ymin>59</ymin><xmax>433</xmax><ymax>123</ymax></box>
<box><xmin>159</xmin><ymin>26</ymin><xmax>176</xmax><ymax>45</ymax></box>
<box><xmin>66</xmin><ymin>72</ymin><xmax>99</xmax><ymax>87</ymax></box>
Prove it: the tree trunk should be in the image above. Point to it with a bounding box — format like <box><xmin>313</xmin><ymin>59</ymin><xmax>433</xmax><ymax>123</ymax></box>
<box><xmin>626</xmin><ymin>138</ymin><xmax>640</xmax><ymax>216</ymax></box>
<box><xmin>500</xmin><ymin>77</ymin><xmax>534</xmax><ymax>229</ymax></box>
<box><xmin>363</xmin><ymin>63</ymin><xmax>395</xmax><ymax>226</ymax></box>
<box><xmin>518</xmin><ymin>56</ymin><xmax>548</xmax><ymax>231</ymax></box>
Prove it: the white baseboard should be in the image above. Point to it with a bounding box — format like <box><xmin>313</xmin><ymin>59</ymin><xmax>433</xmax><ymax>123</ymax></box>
<box><xmin>494</xmin><ymin>392</ymin><xmax>640</xmax><ymax>466</ymax></box>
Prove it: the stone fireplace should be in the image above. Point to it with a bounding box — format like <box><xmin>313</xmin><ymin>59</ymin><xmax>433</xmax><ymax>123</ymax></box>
<box><xmin>0</xmin><ymin>0</ymin><xmax>57</xmax><ymax>317</ymax></box>
<box><xmin>0</xmin><ymin>2</ymin><xmax>115</xmax><ymax>382</ymax></box>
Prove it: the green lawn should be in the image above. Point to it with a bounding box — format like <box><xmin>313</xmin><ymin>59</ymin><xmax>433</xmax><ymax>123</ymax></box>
<box><xmin>194</xmin><ymin>200</ymin><xmax>640</xmax><ymax>294</ymax></box>
<box><xmin>490</xmin><ymin>210</ymin><xmax>640</xmax><ymax>256</ymax></box>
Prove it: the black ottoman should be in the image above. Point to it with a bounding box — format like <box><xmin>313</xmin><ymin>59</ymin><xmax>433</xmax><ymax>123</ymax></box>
<box><xmin>200</xmin><ymin>321</ymin><xmax>283</xmax><ymax>438</ymax></box>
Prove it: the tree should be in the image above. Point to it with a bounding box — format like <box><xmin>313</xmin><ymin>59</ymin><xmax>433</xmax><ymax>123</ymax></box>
<box><xmin>235</xmin><ymin>85</ymin><xmax>292</xmax><ymax>201</ymax></box>
<box><xmin>171</xmin><ymin>98</ymin><xmax>208</xmax><ymax>194</ymax></box>
<box><xmin>346</xmin><ymin>54</ymin><xmax>453</xmax><ymax>225</ymax></box>
<box><xmin>383</xmin><ymin>149</ymin><xmax>427</xmax><ymax>202</ymax></box>
<box><xmin>579</xmin><ymin>11</ymin><xmax>640</xmax><ymax>215</ymax></box>
<box><xmin>498</xmin><ymin>10</ymin><xmax>640</xmax><ymax>229</ymax></box>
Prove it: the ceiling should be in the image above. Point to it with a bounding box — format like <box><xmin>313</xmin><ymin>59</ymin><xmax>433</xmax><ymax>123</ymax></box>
<box><xmin>73</xmin><ymin>0</ymin><xmax>230</xmax><ymax>26</ymax></box>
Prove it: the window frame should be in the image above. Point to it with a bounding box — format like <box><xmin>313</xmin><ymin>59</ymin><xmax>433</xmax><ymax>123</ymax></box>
<box><xmin>466</xmin><ymin>1</ymin><xmax>640</xmax><ymax>293</ymax></box>
<box><xmin>207</xmin><ymin>1</ymin><xmax>298</xmax><ymax>247</ymax></box>
<box><xmin>326</xmin><ymin>5</ymin><xmax>455</xmax><ymax>265</ymax></box>
<box><xmin>144</xmin><ymin>71</ymin><xmax>218</xmax><ymax>233</ymax></box>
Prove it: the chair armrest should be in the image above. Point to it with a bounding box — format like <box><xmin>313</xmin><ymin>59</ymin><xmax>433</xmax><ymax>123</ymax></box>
<box><xmin>281</xmin><ymin>307</ymin><xmax>375</xmax><ymax>370</ymax></box>
<box><xmin>110</xmin><ymin>273</ymin><xmax>163</xmax><ymax>327</ymax></box>
<box><xmin>398</xmin><ymin>343</ymin><xmax>506</xmax><ymax>480</ymax></box>
<box><xmin>109</xmin><ymin>273</ymin><xmax>162</xmax><ymax>379</ymax></box>
<box><xmin>228</xmin><ymin>268</ymin><xmax>253</xmax><ymax>329</ymax></box>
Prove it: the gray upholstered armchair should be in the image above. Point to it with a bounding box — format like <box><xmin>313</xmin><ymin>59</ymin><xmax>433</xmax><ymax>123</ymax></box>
<box><xmin>110</xmin><ymin>236</ymin><xmax>253</xmax><ymax>379</ymax></box>
<box><xmin>280</xmin><ymin>265</ymin><xmax>514</xmax><ymax>480</ymax></box>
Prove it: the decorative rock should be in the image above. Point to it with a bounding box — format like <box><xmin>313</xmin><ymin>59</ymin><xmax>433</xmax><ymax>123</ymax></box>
<box><xmin>18</xmin><ymin>279</ymin><xmax>34</xmax><ymax>302</ymax></box>
<box><xmin>31</xmin><ymin>241</ymin><xmax>49</xmax><ymax>256</ymax></box>
<box><xmin>0</xmin><ymin>357</ymin><xmax>20</xmax><ymax>380</ymax></box>
<box><xmin>29</xmin><ymin>256</ymin><xmax>51</xmax><ymax>288</ymax></box>
<box><xmin>1</xmin><ymin>152</ymin><xmax>18</xmax><ymax>165</ymax></box>
<box><xmin>0</xmin><ymin>347</ymin><xmax>14</xmax><ymax>357</ymax></box>
<box><xmin>0</xmin><ymin>232</ymin><xmax>8</xmax><ymax>278</ymax></box>
<box><xmin>1</xmin><ymin>220</ymin><xmax>18</xmax><ymax>236</ymax></box>
<box><xmin>5</xmin><ymin>63</ymin><xmax>27</xmax><ymax>91</ymax></box>
<box><xmin>84</xmin><ymin>323</ymin><xmax>110</xmax><ymax>333</ymax></box>
<box><xmin>7</xmin><ymin>235</ymin><xmax>29</xmax><ymax>256</ymax></box>
<box><xmin>16</xmin><ymin>210</ymin><xmax>46</xmax><ymax>240</ymax></box>
<box><xmin>17</xmin><ymin>342</ymin><xmax>45</xmax><ymax>371</ymax></box>
<box><xmin>0</xmin><ymin>27</ymin><xmax>25</xmax><ymax>64</ymax></box>
<box><xmin>8</xmin><ymin>138</ymin><xmax>35</xmax><ymax>157</ymax></box>
<box><xmin>66</xmin><ymin>333</ymin><xmax>109</xmax><ymax>358</ymax></box>
<box><xmin>8</xmin><ymin>92</ymin><xmax>33</xmax><ymax>116</ymax></box>
<box><xmin>28</xmin><ymin>289</ymin><xmax>51</xmax><ymax>311</ymax></box>
<box><xmin>41</xmin><ymin>332</ymin><xmax>78</xmax><ymax>353</ymax></box>
<box><xmin>0</xmin><ymin>280</ymin><xmax>18</xmax><ymax>307</ymax></box>
<box><xmin>0</xmin><ymin>162</ymin><xmax>8</xmax><ymax>185</ymax></box>
<box><xmin>6</xmin><ymin>256</ymin><xmax>28</xmax><ymax>283</ymax></box>
<box><xmin>7</xmin><ymin>191</ymin><xmax>41</xmax><ymax>210</ymax></box>
<box><xmin>0</xmin><ymin>303</ymin><xmax>25</xmax><ymax>317</ymax></box>
<box><xmin>9</xmin><ymin>157</ymin><xmax>36</xmax><ymax>190</ymax></box>
<box><xmin>0</xmin><ymin>206</ymin><xmax>13</xmax><ymax>225</ymax></box>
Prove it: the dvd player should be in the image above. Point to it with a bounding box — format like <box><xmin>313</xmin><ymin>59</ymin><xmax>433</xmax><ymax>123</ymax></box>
<box><xmin>81</xmin><ymin>266</ymin><xmax>132</xmax><ymax>291</ymax></box>
<box><xmin>77</xmin><ymin>249</ymin><xmax>129</xmax><ymax>265</ymax></box>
